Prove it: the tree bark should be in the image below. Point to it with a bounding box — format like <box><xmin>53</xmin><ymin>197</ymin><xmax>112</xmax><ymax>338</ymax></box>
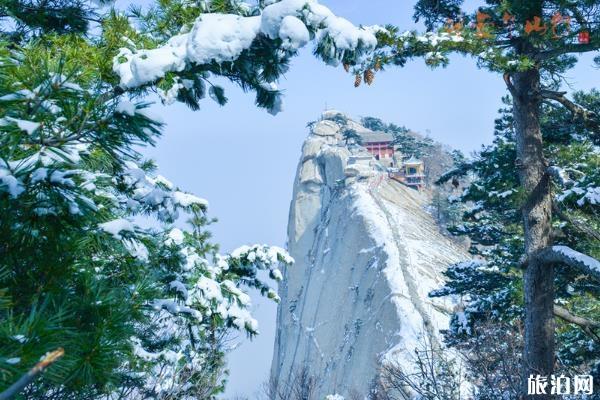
<box><xmin>511</xmin><ymin>68</ymin><xmax>555</xmax><ymax>399</ymax></box>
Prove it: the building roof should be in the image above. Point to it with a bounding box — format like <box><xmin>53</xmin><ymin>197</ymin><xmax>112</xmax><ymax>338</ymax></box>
<box><xmin>404</xmin><ymin>156</ymin><xmax>423</xmax><ymax>165</ymax></box>
<box><xmin>359</xmin><ymin>131</ymin><xmax>394</xmax><ymax>143</ymax></box>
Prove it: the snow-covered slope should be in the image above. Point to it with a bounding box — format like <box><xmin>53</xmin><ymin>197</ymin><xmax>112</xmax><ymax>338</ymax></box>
<box><xmin>270</xmin><ymin>112</ymin><xmax>469</xmax><ymax>398</ymax></box>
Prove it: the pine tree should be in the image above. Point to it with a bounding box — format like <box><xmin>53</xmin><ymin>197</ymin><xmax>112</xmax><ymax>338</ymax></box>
<box><xmin>342</xmin><ymin>128</ymin><xmax>363</xmax><ymax>146</ymax></box>
<box><xmin>0</xmin><ymin>0</ymin><xmax>383</xmax><ymax>397</ymax></box>
<box><xmin>373</xmin><ymin>2</ymin><xmax>600</xmax><ymax>395</ymax></box>
<box><xmin>433</xmin><ymin>92</ymin><xmax>600</xmax><ymax>397</ymax></box>
<box><xmin>360</xmin><ymin>116</ymin><xmax>387</xmax><ymax>132</ymax></box>
<box><xmin>0</xmin><ymin>42</ymin><xmax>293</xmax><ymax>398</ymax></box>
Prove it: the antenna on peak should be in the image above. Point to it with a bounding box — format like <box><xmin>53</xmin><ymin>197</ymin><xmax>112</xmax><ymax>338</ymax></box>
<box><xmin>321</xmin><ymin>102</ymin><xmax>331</xmax><ymax>121</ymax></box>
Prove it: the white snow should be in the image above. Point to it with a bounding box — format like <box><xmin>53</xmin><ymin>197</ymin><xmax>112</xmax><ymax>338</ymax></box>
<box><xmin>113</xmin><ymin>0</ymin><xmax>380</xmax><ymax>102</ymax></box>
<box><xmin>115</xmin><ymin>100</ymin><xmax>136</xmax><ymax>116</ymax></box>
<box><xmin>196</xmin><ymin>275</ymin><xmax>223</xmax><ymax>302</ymax></box>
<box><xmin>278</xmin><ymin>15</ymin><xmax>310</xmax><ymax>50</ymax></box>
<box><xmin>169</xmin><ymin>280</ymin><xmax>189</xmax><ymax>299</ymax></box>
<box><xmin>358</xmin><ymin>246</ymin><xmax>378</xmax><ymax>254</ymax></box>
<box><xmin>1</xmin><ymin>117</ymin><xmax>40</xmax><ymax>134</ymax></box>
<box><xmin>158</xmin><ymin>79</ymin><xmax>184</xmax><ymax>105</ymax></box>
<box><xmin>30</xmin><ymin>168</ymin><xmax>48</xmax><ymax>183</ymax></box>
<box><xmin>0</xmin><ymin>89</ymin><xmax>35</xmax><ymax>101</ymax></box>
<box><xmin>173</xmin><ymin>191</ymin><xmax>209</xmax><ymax>208</ymax></box>
<box><xmin>167</xmin><ymin>228</ymin><xmax>185</xmax><ymax>245</ymax></box>
<box><xmin>455</xmin><ymin>311</ymin><xmax>470</xmax><ymax>334</ymax></box>
<box><xmin>99</xmin><ymin>218</ymin><xmax>135</xmax><ymax>239</ymax></box>
<box><xmin>119</xmin><ymin>161</ymin><xmax>208</xmax><ymax>220</ymax></box>
<box><xmin>11</xmin><ymin>335</ymin><xmax>26</xmax><ymax>343</ymax></box>
<box><xmin>548</xmin><ymin>166</ymin><xmax>572</xmax><ymax>186</ymax></box>
<box><xmin>49</xmin><ymin>170</ymin><xmax>75</xmax><ymax>187</ymax></box>
<box><xmin>553</xmin><ymin>245</ymin><xmax>600</xmax><ymax>274</ymax></box>
<box><xmin>489</xmin><ymin>189</ymin><xmax>514</xmax><ymax>199</ymax></box>
<box><xmin>222</xmin><ymin>280</ymin><xmax>251</xmax><ymax>306</ymax></box>
<box><xmin>0</xmin><ymin>168</ymin><xmax>24</xmax><ymax>198</ymax></box>
<box><xmin>271</xmin><ymin>268</ymin><xmax>283</xmax><ymax>281</ymax></box>
<box><xmin>153</xmin><ymin>299</ymin><xmax>202</xmax><ymax>319</ymax></box>
<box><xmin>230</xmin><ymin>244</ymin><xmax>294</xmax><ymax>266</ymax></box>
<box><xmin>260</xmin><ymin>0</ymin><xmax>377</xmax><ymax>52</ymax></box>
<box><xmin>123</xmin><ymin>239</ymin><xmax>149</xmax><ymax>261</ymax></box>
<box><xmin>187</xmin><ymin>14</ymin><xmax>261</xmax><ymax>64</ymax></box>
<box><xmin>153</xmin><ymin>175</ymin><xmax>174</xmax><ymax>189</ymax></box>
<box><xmin>351</xmin><ymin>184</ymin><xmax>423</xmax><ymax>361</ymax></box>
<box><xmin>348</xmin><ymin>175</ymin><xmax>464</xmax><ymax>368</ymax></box>
<box><xmin>113</xmin><ymin>44</ymin><xmax>186</xmax><ymax>90</ymax></box>
<box><xmin>577</xmin><ymin>186</ymin><xmax>599</xmax><ymax>206</ymax></box>
<box><xmin>132</xmin><ymin>337</ymin><xmax>184</xmax><ymax>362</ymax></box>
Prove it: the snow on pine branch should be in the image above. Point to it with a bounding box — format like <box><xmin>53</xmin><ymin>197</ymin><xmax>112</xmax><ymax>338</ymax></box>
<box><xmin>157</xmin><ymin>231</ymin><xmax>293</xmax><ymax>335</ymax></box>
<box><xmin>116</xmin><ymin>160</ymin><xmax>209</xmax><ymax>221</ymax></box>
<box><xmin>99</xmin><ymin>218</ymin><xmax>135</xmax><ymax>239</ymax></box>
<box><xmin>537</xmin><ymin>246</ymin><xmax>600</xmax><ymax>282</ymax></box>
<box><xmin>548</xmin><ymin>165</ymin><xmax>574</xmax><ymax>188</ymax></box>
<box><xmin>557</xmin><ymin>185</ymin><xmax>600</xmax><ymax>207</ymax></box>
<box><xmin>113</xmin><ymin>0</ymin><xmax>383</xmax><ymax>108</ymax></box>
<box><xmin>126</xmin><ymin>227</ymin><xmax>294</xmax><ymax>395</ymax></box>
<box><xmin>229</xmin><ymin>244</ymin><xmax>294</xmax><ymax>279</ymax></box>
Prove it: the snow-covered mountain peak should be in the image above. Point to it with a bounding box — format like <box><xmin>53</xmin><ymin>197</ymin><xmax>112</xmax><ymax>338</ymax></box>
<box><xmin>270</xmin><ymin>115</ymin><xmax>469</xmax><ymax>398</ymax></box>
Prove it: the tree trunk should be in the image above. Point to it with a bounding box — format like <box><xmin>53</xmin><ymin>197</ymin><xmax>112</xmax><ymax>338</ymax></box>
<box><xmin>511</xmin><ymin>68</ymin><xmax>554</xmax><ymax>399</ymax></box>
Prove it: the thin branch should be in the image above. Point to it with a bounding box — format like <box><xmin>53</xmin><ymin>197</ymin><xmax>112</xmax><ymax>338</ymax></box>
<box><xmin>553</xmin><ymin>203</ymin><xmax>600</xmax><ymax>242</ymax></box>
<box><xmin>554</xmin><ymin>305</ymin><xmax>600</xmax><ymax>342</ymax></box>
<box><xmin>541</xmin><ymin>89</ymin><xmax>600</xmax><ymax>142</ymax></box>
<box><xmin>564</xmin><ymin>2</ymin><xmax>589</xmax><ymax>27</ymax></box>
<box><xmin>554</xmin><ymin>305</ymin><xmax>600</xmax><ymax>328</ymax></box>
<box><xmin>38</xmin><ymin>87</ymin><xmax>123</xmax><ymax>147</ymax></box>
<box><xmin>434</xmin><ymin>162</ymin><xmax>473</xmax><ymax>185</ymax></box>
<box><xmin>537</xmin><ymin>41</ymin><xmax>600</xmax><ymax>60</ymax></box>
<box><xmin>0</xmin><ymin>348</ymin><xmax>64</xmax><ymax>400</ymax></box>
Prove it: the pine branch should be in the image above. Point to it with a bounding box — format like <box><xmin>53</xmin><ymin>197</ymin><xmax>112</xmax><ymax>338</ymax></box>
<box><xmin>546</xmin><ymin>166</ymin><xmax>575</xmax><ymax>188</ymax></box>
<box><xmin>0</xmin><ymin>348</ymin><xmax>64</xmax><ymax>400</ymax></box>
<box><xmin>38</xmin><ymin>87</ymin><xmax>123</xmax><ymax>147</ymax></box>
<box><xmin>434</xmin><ymin>162</ymin><xmax>473</xmax><ymax>185</ymax></box>
<box><xmin>552</xmin><ymin>203</ymin><xmax>600</xmax><ymax>242</ymax></box>
<box><xmin>554</xmin><ymin>305</ymin><xmax>600</xmax><ymax>329</ymax></box>
<box><xmin>537</xmin><ymin>42</ymin><xmax>600</xmax><ymax>61</ymax></box>
<box><xmin>564</xmin><ymin>2</ymin><xmax>589</xmax><ymax>27</ymax></box>
<box><xmin>553</xmin><ymin>305</ymin><xmax>600</xmax><ymax>342</ymax></box>
<box><xmin>535</xmin><ymin>1</ymin><xmax>599</xmax><ymax>60</ymax></box>
<box><xmin>529</xmin><ymin>246</ymin><xmax>600</xmax><ymax>283</ymax></box>
<box><xmin>541</xmin><ymin>89</ymin><xmax>600</xmax><ymax>143</ymax></box>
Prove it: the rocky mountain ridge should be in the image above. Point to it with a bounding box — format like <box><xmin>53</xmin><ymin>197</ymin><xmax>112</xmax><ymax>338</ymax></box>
<box><xmin>269</xmin><ymin>111</ymin><xmax>469</xmax><ymax>398</ymax></box>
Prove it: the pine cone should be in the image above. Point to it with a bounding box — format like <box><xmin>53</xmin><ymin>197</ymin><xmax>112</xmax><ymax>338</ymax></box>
<box><xmin>343</xmin><ymin>63</ymin><xmax>350</xmax><ymax>73</ymax></box>
<box><xmin>364</xmin><ymin>69</ymin><xmax>375</xmax><ymax>85</ymax></box>
<box><xmin>354</xmin><ymin>74</ymin><xmax>362</xmax><ymax>87</ymax></box>
<box><xmin>374</xmin><ymin>58</ymin><xmax>382</xmax><ymax>71</ymax></box>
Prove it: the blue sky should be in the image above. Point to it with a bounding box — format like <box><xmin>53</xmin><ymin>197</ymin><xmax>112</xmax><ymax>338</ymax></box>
<box><xmin>136</xmin><ymin>0</ymin><xmax>599</xmax><ymax>396</ymax></box>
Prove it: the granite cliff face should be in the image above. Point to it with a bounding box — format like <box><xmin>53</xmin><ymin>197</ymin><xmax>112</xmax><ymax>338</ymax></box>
<box><xmin>270</xmin><ymin>112</ymin><xmax>468</xmax><ymax>398</ymax></box>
